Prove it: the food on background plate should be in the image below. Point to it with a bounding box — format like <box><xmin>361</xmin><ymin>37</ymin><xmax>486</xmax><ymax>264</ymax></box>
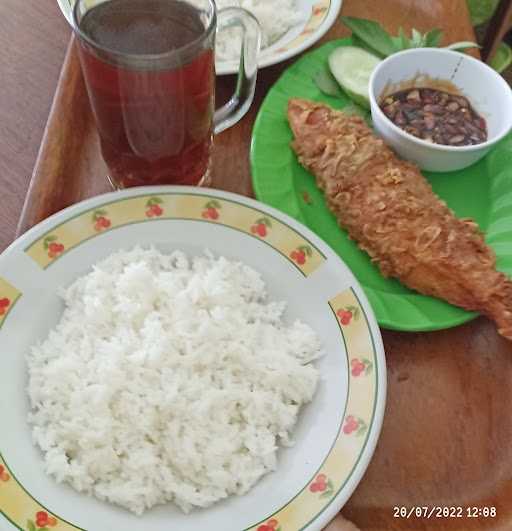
<box><xmin>380</xmin><ymin>87</ymin><xmax>488</xmax><ymax>146</ymax></box>
<box><xmin>287</xmin><ymin>98</ymin><xmax>512</xmax><ymax>340</ymax></box>
<box><xmin>27</xmin><ymin>247</ymin><xmax>321</xmax><ymax>514</ymax></box>
<box><xmin>190</xmin><ymin>0</ymin><xmax>304</xmax><ymax>61</ymax></box>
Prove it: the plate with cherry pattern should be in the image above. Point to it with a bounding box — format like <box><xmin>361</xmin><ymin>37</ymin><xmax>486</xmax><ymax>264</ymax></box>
<box><xmin>0</xmin><ymin>186</ymin><xmax>385</xmax><ymax>531</ymax></box>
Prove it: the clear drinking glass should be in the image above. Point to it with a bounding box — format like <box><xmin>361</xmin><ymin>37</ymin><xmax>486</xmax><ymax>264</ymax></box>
<box><xmin>72</xmin><ymin>0</ymin><xmax>261</xmax><ymax>188</ymax></box>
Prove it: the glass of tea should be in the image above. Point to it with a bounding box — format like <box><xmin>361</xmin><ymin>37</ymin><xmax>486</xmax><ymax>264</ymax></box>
<box><xmin>72</xmin><ymin>0</ymin><xmax>261</xmax><ymax>188</ymax></box>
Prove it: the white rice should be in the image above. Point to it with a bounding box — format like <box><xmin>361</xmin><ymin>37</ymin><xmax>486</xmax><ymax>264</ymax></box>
<box><xmin>27</xmin><ymin>247</ymin><xmax>321</xmax><ymax>515</ymax></box>
<box><xmin>202</xmin><ymin>0</ymin><xmax>304</xmax><ymax>61</ymax></box>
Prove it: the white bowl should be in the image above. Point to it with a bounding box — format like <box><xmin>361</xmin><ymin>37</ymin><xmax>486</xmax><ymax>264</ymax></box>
<box><xmin>369</xmin><ymin>48</ymin><xmax>512</xmax><ymax>172</ymax></box>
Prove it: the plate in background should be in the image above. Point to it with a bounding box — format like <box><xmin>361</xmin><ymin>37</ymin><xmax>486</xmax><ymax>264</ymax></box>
<box><xmin>55</xmin><ymin>0</ymin><xmax>342</xmax><ymax>75</ymax></box>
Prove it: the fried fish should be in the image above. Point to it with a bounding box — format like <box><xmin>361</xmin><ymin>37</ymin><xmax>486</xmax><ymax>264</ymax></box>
<box><xmin>288</xmin><ymin>98</ymin><xmax>512</xmax><ymax>339</ymax></box>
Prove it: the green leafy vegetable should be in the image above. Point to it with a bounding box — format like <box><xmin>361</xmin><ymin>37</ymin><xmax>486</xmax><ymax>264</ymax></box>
<box><xmin>394</xmin><ymin>27</ymin><xmax>410</xmax><ymax>50</ymax></box>
<box><xmin>424</xmin><ymin>28</ymin><xmax>443</xmax><ymax>47</ymax></box>
<box><xmin>490</xmin><ymin>42</ymin><xmax>512</xmax><ymax>73</ymax></box>
<box><xmin>411</xmin><ymin>28</ymin><xmax>425</xmax><ymax>47</ymax></box>
<box><xmin>350</xmin><ymin>34</ymin><xmax>385</xmax><ymax>56</ymax></box>
<box><xmin>340</xmin><ymin>16</ymin><xmax>397</xmax><ymax>57</ymax></box>
<box><xmin>340</xmin><ymin>16</ymin><xmax>478</xmax><ymax>56</ymax></box>
<box><xmin>467</xmin><ymin>0</ymin><xmax>499</xmax><ymax>26</ymax></box>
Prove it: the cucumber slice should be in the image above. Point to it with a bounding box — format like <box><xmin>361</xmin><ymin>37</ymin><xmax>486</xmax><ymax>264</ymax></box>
<box><xmin>328</xmin><ymin>46</ymin><xmax>381</xmax><ymax>109</ymax></box>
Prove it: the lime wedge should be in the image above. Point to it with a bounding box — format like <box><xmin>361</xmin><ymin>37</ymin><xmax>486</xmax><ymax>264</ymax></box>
<box><xmin>490</xmin><ymin>42</ymin><xmax>512</xmax><ymax>73</ymax></box>
<box><xmin>328</xmin><ymin>46</ymin><xmax>381</xmax><ymax>109</ymax></box>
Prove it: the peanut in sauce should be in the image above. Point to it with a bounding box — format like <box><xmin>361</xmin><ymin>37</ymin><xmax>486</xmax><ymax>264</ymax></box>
<box><xmin>380</xmin><ymin>87</ymin><xmax>487</xmax><ymax>146</ymax></box>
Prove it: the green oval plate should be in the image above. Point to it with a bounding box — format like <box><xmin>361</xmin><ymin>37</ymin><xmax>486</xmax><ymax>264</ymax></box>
<box><xmin>251</xmin><ymin>38</ymin><xmax>512</xmax><ymax>332</ymax></box>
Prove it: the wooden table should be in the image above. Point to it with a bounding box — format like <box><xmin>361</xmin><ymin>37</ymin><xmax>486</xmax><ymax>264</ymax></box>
<box><xmin>3</xmin><ymin>1</ymin><xmax>512</xmax><ymax>530</ymax></box>
<box><xmin>0</xmin><ymin>0</ymin><xmax>69</xmax><ymax>251</ymax></box>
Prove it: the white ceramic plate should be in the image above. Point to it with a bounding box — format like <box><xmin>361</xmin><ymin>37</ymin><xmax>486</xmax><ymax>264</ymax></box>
<box><xmin>0</xmin><ymin>186</ymin><xmax>385</xmax><ymax>531</ymax></box>
<box><xmin>56</xmin><ymin>0</ymin><xmax>342</xmax><ymax>75</ymax></box>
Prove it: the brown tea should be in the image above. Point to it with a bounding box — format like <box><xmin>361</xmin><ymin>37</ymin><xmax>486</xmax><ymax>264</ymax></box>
<box><xmin>78</xmin><ymin>0</ymin><xmax>215</xmax><ymax>187</ymax></box>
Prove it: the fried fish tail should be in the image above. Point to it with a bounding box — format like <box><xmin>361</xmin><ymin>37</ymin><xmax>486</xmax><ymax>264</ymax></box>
<box><xmin>486</xmin><ymin>282</ymin><xmax>512</xmax><ymax>339</ymax></box>
<box><xmin>287</xmin><ymin>98</ymin><xmax>512</xmax><ymax>340</ymax></box>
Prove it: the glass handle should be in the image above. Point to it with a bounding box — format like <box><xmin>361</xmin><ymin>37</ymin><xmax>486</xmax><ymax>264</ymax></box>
<box><xmin>213</xmin><ymin>8</ymin><xmax>261</xmax><ymax>134</ymax></box>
